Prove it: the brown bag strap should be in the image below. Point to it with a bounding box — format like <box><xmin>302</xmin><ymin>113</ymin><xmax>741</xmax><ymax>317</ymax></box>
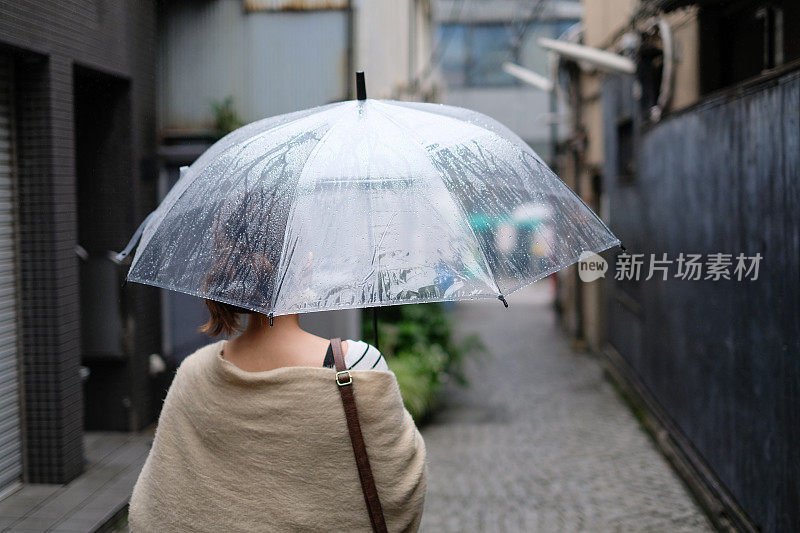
<box><xmin>330</xmin><ymin>338</ymin><xmax>388</xmax><ymax>533</ymax></box>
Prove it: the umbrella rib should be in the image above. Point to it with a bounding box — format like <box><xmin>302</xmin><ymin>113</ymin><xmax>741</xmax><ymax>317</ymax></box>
<box><xmin>269</xmin><ymin>104</ymin><xmax>355</xmax><ymax>313</ymax></box>
<box><xmin>206</xmin><ymin>141</ymin><xmax>302</xmax><ymax>306</ymax></box>
<box><xmin>376</xmin><ymin>100</ymin><xmax>548</xmax><ymax>166</ymax></box>
<box><xmin>371</xmin><ymin>102</ymin><xmax>503</xmax><ymax>298</ymax></box>
<box><xmin>380</xmin><ymin>100</ymin><xmax>615</xmax><ymax>242</ymax></box>
<box><xmin>195</xmin><ymin>104</ymin><xmax>339</xmax><ymax>161</ymax></box>
<box><xmin>379</xmin><ymin>100</ymin><xmax>619</xmax><ymax>280</ymax></box>
<box><xmin>135</xmin><ymin>105</ymin><xmax>348</xmax><ymax>259</ymax></box>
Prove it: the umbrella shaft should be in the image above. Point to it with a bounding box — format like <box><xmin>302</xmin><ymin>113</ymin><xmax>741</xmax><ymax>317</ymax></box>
<box><xmin>372</xmin><ymin>308</ymin><xmax>379</xmax><ymax>351</ymax></box>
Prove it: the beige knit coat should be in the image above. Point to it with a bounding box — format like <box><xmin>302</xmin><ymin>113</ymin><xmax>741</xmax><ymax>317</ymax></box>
<box><xmin>129</xmin><ymin>340</ymin><xmax>427</xmax><ymax>532</ymax></box>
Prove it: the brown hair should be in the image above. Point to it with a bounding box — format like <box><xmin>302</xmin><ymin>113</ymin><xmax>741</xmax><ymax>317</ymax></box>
<box><xmin>199</xmin><ymin>300</ymin><xmax>245</xmax><ymax>337</ymax></box>
<box><xmin>199</xmin><ymin>190</ymin><xmax>277</xmax><ymax>337</ymax></box>
<box><xmin>199</xmin><ymin>300</ymin><xmax>272</xmax><ymax>337</ymax></box>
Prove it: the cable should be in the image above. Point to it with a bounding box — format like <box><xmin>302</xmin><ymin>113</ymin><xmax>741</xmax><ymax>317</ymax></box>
<box><xmin>410</xmin><ymin>0</ymin><xmax>468</xmax><ymax>93</ymax></box>
<box><xmin>413</xmin><ymin>0</ymin><xmax>553</xmax><ymax>94</ymax></box>
<box><xmin>510</xmin><ymin>0</ymin><xmax>550</xmax><ymax>61</ymax></box>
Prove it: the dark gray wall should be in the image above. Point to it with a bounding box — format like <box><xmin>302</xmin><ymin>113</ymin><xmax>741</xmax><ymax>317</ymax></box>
<box><xmin>603</xmin><ymin>70</ymin><xmax>800</xmax><ymax>532</ymax></box>
<box><xmin>0</xmin><ymin>1</ymin><xmax>158</xmax><ymax>483</ymax></box>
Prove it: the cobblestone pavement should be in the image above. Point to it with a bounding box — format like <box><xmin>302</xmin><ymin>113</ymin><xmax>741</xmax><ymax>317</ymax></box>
<box><xmin>419</xmin><ymin>281</ymin><xmax>713</xmax><ymax>533</ymax></box>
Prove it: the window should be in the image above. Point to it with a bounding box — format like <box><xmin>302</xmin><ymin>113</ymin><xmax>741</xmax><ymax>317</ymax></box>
<box><xmin>439</xmin><ymin>23</ymin><xmax>519</xmax><ymax>87</ymax></box>
<box><xmin>616</xmin><ymin>119</ymin><xmax>634</xmax><ymax>183</ymax></box>
<box><xmin>440</xmin><ymin>25</ymin><xmax>468</xmax><ymax>87</ymax></box>
<box><xmin>699</xmin><ymin>0</ymin><xmax>800</xmax><ymax>94</ymax></box>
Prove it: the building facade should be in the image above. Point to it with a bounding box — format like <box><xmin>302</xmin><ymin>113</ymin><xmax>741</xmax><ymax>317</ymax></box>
<box><xmin>156</xmin><ymin>0</ymin><xmax>434</xmax><ymax>363</ymax></box>
<box><xmin>0</xmin><ymin>0</ymin><xmax>436</xmax><ymax>502</ymax></box>
<box><xmin>433</xmin><ymin>0</ymin><xmax>582</xmax><ymax>162</ymax></box>
<box><xmin>0</xmin><ymin>0</ymin><xmax>159</xmax><ymax>492</ymax></box>
<box><xmin>556</xmin><ymin>1</ymin><xmax>799</xmax><ymax>531</ymax></box>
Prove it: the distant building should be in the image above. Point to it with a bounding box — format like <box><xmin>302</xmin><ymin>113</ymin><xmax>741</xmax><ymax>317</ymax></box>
<box><xmin>555</xmin><ymin>1</ymin><xmax>799</xmax><ymax>531</ymax></box>
<box><xmin>156</xmin><ymin>0</ymin><xmax>434</xmax><ymax>364</ymax></box>
<box><xmin>0</xmin><ymin>1</ymin><xmax>159</xmax><ymax>492</ymax></box>
<box><xmin>432</xmin><ymin>0</ymin><xmax>582</xmax><ymax>163</ymax></box>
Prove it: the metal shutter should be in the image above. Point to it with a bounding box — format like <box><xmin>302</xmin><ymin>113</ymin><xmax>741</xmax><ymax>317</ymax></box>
<box><xmin>0</xmin><ymin>54</ymin><xmax>23</xmax><ymax>497</ymax></box>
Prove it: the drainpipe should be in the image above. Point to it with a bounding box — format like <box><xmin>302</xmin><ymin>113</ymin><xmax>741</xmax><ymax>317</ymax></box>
<box><xmin>347</xmin><ymin>0</ymin><xmax>356</xmax><ymax>98</ymax></box>
<box><xmin>568</xmin><ymin>61</ymin><xmax>586</xmax><ymax>349</ymax></box>
<box><xmin>409</xmin><ymin>0</ymin><xmax>416</xmax><ymax>91</ymax></box>
<box><xmin>548</xmin><ymin>52</ymin><xmax>558</xmax><ymax>170</ymax></box>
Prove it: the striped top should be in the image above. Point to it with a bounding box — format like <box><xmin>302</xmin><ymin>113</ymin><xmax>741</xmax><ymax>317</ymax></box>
<box><xmin>322</xmin><ymin>340</ymin><xmax>388</xmax><ymax>371</ymax></box>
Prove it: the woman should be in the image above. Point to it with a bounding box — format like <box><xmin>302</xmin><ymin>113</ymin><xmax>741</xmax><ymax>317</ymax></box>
<box><xmin>129</xmin><ymin>195</ymin><xmax>427</xmax><ymax>531</ymax></box>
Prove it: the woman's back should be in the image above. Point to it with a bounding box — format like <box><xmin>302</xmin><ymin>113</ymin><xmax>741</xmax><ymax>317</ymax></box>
<box><xmin>129</xmin><ymin>340</ymin><xmax>426</xmax><ymax>532</ymax></box>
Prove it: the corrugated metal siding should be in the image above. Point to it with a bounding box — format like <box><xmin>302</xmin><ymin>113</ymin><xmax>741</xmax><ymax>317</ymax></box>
<box><xmin>434</xmin><ymin>0</ymin><xmax>583</xmax><ymax>23</ymax></box>
<box><xmin>647</xmin><ymin>0</ymin><xmax>726</xmax><ymax>13</ymax></box>
<box><xmin>603</xmin><ymin>70</ymin><xmax>800</xmax><ymax>533</ymax></box>
<box><xmin>158</xmin><ymin>0</ymin><xmax>348</xmax><ymax>132</ymax></box>
<box><xmin>0</xmin><ymin>54</ymin><xmax>23</xmax><ymax>496</ymax></box>
<box><xmin>243</xmin><ymin>0</ymin><xmax>348</xmax><ymax>12</ymax></box>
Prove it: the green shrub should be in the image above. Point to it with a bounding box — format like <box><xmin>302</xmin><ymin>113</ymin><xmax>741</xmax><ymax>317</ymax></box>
<box><xmin>210</xmin><ymin>96</ymin><xmax>243</xmax><ymax>138</ymax></box>
<box><xmin>362</xmin><ymin>303</ymin><xmax>484</xmax><ymax>422</ymax></box>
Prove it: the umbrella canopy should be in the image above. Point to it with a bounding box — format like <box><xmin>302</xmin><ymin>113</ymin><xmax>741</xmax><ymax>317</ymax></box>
<box><xmin>122</xmin><ymin>92</ymin><xmax>619</xmax><ymax>317</ymax></box>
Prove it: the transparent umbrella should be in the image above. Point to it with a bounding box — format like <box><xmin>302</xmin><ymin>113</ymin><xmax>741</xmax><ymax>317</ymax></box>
<box><xmin>118</xmin><ymin>74</ymin><xmax>620</xmax><ymax>319</ymax></box>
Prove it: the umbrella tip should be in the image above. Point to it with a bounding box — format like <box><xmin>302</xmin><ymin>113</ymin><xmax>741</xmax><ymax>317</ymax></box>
<box><xmin>619</xmin><ymin>243</ymin><xmax>627</xmax><ymax>252</ymax></box>
<box><xmin>356</xmin><ymin>71</ymin><xmax>366</xmax><ymax>101</ymax></box>
<box><xmin>269</xmin><ymin>313</ymin><xmax>274</xmax><ymax>327</ymax></box>
<box><xmin>498</xmin><ymin>295</ymin><xmax>509</xmax><ymax>308</ymax></box>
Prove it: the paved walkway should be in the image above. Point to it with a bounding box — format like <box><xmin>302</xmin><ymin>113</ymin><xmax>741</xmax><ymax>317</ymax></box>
<box><xmin>0</xmin><ymin>432</ymin><xmax>150</xmax><ymax>532</ymax></box>
<box><xmin>419</xmin><ymin>282</ymin><xmax>712</xmax><ymax>532</ymax></box>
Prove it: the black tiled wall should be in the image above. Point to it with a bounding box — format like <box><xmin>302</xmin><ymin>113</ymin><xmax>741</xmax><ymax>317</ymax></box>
<box><xmin>0</xmin><ymin>1</ymin><xmax>159</xmax><ymax>484</ymax></box>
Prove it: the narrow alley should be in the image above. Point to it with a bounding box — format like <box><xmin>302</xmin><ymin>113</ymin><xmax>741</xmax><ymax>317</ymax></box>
<box><xmin>420</xmin><ymin>281</ymin><xmax>712</xmax><ymax>532</ymax></box>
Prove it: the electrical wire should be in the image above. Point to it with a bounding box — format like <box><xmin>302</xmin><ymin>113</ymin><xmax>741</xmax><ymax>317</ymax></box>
<box><xmin>411</xmin><ymin>0</ymin><xmax>468</xmax><ymax>92</ymax></box>
<box><xmin>414</xmin><ymin>0</ymin><xmax>554</xmax><ymax>93</ymax></box>
<box><xmin>512</xmin><ymin>0</ymin><xmax>550</xmax><ymax>56</ymax></box>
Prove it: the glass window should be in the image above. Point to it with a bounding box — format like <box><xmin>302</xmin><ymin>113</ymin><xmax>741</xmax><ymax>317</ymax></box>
<box><xmin>440</xmin><ymin>24</ymin><xmax>468</xmax><ymax>88</ymax></box>
<box><xmin>437</xmin><ymin>23</ymin><xmax>519</xmax><ymax>88</ymax></box>
<box><xmin>469</xmin><ymin>25</ymin><xmax>517</xmax><ymax>86</ymax></box>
